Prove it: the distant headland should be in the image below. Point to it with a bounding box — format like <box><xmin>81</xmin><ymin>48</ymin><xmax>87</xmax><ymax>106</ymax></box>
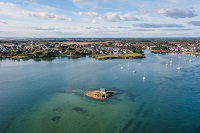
<box><xmin>0</xmin><ymin>39</ymin><xmax>145</xmax><ymax>60</ymax></box>
<box><xmin>1</xmin><ymin>38</ymin><xmax>200</xmax><ymax>60</ymax></box>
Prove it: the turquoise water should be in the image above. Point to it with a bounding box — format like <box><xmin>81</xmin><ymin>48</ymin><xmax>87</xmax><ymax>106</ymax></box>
<box><xmin>0</xmin><ymin>50</ymin><xmax>200</xmax><ymax>133</ymax></box>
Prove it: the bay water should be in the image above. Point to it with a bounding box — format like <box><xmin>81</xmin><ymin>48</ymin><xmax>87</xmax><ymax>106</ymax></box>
<box><xmin>0</xmin><ymin>50</ymin><xmax>200</xmax><ymax>133</ymax></box>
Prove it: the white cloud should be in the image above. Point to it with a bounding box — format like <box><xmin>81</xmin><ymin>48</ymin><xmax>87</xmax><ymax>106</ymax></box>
<box><xmin>72</xmin><ymin>0</ymin><xmax>93</xmax><ymax>2</ymax></box>
<box><xmin>157</xmin><ymin>8</ymin><xmax>197</xmax><ymax>18</ymax></box>
<box><xmin>132</xmin><ymin>23</ymin><xmax>184</xmax><ymax>28</ymax></box>
<box><xmin>130</xmin><ymin>29</ymin><xmax>155</xmax><ymax>31</ymax></box>
<box><xmin>22</xmin><ymin>11</ymin><xmax>72</xmax><ymax>21</ymax></box>
<box><xmin>0</xmin><ymin>2</ymin><xmax>72</xmax><ymax>22</ymax></box>
<box><xmin>23</xmin><ymin>11</ymin><xmax>56</xmax><ymax>18</ymax></box>
<box><xmin>71</xmin><ymin>0</ymin><xmax>94</xmax><ymax>8</ymax></box>
<box><xmin>103</xmin><ymin>12</ymin><xmax>139</xmax><ymax>22</ymax></box>
<box><xmin>91</xmin><ymin>19</ymin><xmax>97</xmax><ymax>24</ymax></box>
<box><xmin>78</xmin><ymin>12</ymin><xmax>98</xmax><ymax>17</ymax></box>
<box><xmin>111</xmin><ymin>26</ymin><xmax>131</xmax><ymax>29</ymax></box>
<box><xmin>0</xmin><ymin>2</ymin><xmax>15</xmax><ymax>7</ymax></box>
<box><xmin>139</xmin><ymin>9</ymin><xmax>151</xmax><ymax>15</ymax></box>
<box><xmin>85</xmin><ymin>26</ymin><xmax>102</xmax><ymax>30</ymax></box>
<box><xmin>78</xmin><ymin>11</ymin><xmax>139</xmax><ymax>22</ymax></box>
<box><xmin>28</xmin><ymin>27</ymin><xmax>56</xmax><ymax>31</ymax></box>
<box><xmin>160</xmin><ymin>29</ymin><xmax>191</xmax><ymax>31</ymax></box>
<box><xmin>0</xmin><ymin>21</ymin><xmax>8</xmax><ymax>25</ymax></box>
<box><xmin>0</xmin><ymin>2</ymin><xmax>22</xmax><ymax>17</ymax></box>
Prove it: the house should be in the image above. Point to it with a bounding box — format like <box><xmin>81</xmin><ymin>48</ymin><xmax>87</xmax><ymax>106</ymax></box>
<box><xmin>100</xmin><ymin>88</ymin><xmax>106</xmax><ymax>94</ymax></box>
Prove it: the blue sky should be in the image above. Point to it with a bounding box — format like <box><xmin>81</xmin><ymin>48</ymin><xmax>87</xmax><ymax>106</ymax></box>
<box><xmin>0</xmin><ymin>0</ymin><xmax>200</xmax><ymax>38</ymax></box>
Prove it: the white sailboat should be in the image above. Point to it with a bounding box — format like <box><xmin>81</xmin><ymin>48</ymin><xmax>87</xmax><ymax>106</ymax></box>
<box><xmin>189</xmin><ymin>58</ymin><xmax>193</xmax><ymax>62</ymax></box>
<box><xmin>170</xmin><ymin>58</ymin><xmax>173</xmax><ymax>65</ymax></box>
<box><xmin>143</xmin><ymin>72</ymin><xmax>145</xmax><ymax>80</ymax></box>
<box><xmin>121</xmin><ymin>66</ymin><xmax>123</xmax><ymax>69</ymax></box>
<box><xmin>177</xmin><ymin>64</ymin><xmax>181</xmax><ymax>70</ymax></box>
<box><xmin>166</xmin><ymin>61</ymin><xmax>168</xmax><ymax>65</ymax></box>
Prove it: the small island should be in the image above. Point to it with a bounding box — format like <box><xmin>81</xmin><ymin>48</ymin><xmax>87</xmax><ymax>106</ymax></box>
<box><xmin>85</xmin><ymin>88</ymin><xmax>114</xmax><ymax>101</ymax></box>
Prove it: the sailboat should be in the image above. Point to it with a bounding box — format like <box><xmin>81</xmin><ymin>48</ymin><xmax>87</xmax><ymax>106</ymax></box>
<box><xmin>143</xmin><ymin>72</ymin><xmax>145</xmax><ymax>80</ymax></box>
<box><xmin>128</xmin><ymin>62</ymin><xmax>130</xmax><ymax>67</ymax></box>
<box><xmin>177</xmin><ymin>64</ymin><xmax>181</xmax><ymax>70</ymax></box>
<box><xmin>189</xmin><ymin>58</ymin><xmax>193</xmax><ymax>62</ymax></box>
<box><xmin>133</xmin><ymin>70</ymin><xmax>136</xmax><ymax>73</ymax></box>
<box><xmin>170</xmin><ymin>58</ymin><xmax>173</xmax><ymax>65</ymax></box>
<box><xmin>166</xmin><ymin>61</ymin><xmax>168</xmax><ymax>65</ymax></box>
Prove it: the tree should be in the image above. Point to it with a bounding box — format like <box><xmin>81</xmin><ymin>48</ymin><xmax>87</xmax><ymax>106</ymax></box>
<box><xmin>33</xmin><ymin>50</ymin><xmax>42</xmax><ymax>58</ymax></box>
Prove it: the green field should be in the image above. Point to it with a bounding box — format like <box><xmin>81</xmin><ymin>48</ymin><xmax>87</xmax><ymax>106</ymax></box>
<box><xmin>94</xmin><ymin>53</ymin><xmax>144</xmax><ymax>60</ymax></box>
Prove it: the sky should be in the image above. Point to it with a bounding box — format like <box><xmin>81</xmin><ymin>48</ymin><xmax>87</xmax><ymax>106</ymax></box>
<box><xmin>0</xmin><ymin>0</ymin><xmax>200</xmax><ymax>38</ymax></box>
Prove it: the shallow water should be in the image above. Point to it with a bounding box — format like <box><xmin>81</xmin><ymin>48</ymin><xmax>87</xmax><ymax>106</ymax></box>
<box><xmin>0</xmin><ymin>51</ymin><xmax>200</xmax><ymax>133</ymax></box>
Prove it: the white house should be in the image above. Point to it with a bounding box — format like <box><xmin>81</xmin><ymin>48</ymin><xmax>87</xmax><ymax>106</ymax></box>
<box><xmin>100</xmin><ymin>88</ymin><xmax>106</xmax><ymax>94</ymax></box>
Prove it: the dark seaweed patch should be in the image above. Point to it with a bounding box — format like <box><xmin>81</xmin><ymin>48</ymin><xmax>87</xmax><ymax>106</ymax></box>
<box><xmin>53</xmin><ymin>106</ymin><xmax>63</xmax><ymax>112</ymax></box>
<box><xmin>143</xmin><ymin>108</ymin><xmax>151</xmax><ymax>118</ymax></box>
<box><xmin>130</xmin><ymin>121</ymin><xmax>142</xmax><ymax>132</ymax></box>
<box><xmin>51</xmin><ymin>116</ymin><xmax>61</xmax><ymax>122</ymax></box>
<box><xmin>72</xmin><ymin>107</ymin><xmax>84</xmax><ymax>112</ymax></box>
<box><xmin>127</xmin><ymin>93</ymin><xmax>136</xmax><ymax>102</ymax></box>
<box><xmin>135</xmin><ymin>103</ymin><xmax>145</xmax><ymax>116</ymax></box>
<box><xmin>140</xmin><ymin>123</ymin><xmax>148</xmax><ymax>133</ymax></box>
<box><xmin>120</xmin><ymin>118</ymin><xmax>135</xmax><ymax>133</ymax></box>
<box><xmin>60</xmin><ymin>88</ymin><xmax>84</xmax><ymax>97</ymax></box>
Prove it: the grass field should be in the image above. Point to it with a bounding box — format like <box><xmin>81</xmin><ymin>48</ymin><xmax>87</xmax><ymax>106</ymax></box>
<box><xmin>95</xmin><ymin>53</ymin><xmax>144</xmax><ymax>60</ymax></box>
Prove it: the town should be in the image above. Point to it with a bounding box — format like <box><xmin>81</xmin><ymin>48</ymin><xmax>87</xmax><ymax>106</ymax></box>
<box><xmin>0</xmin><ymin>38</ymin><xmax>200</xmax><ymax>60</ymax></box>
<box><xmin>0</xmin><ymin>38</ymin><xmax>144</xmax><ymax>60</ymax></box>
<box><xmin>148</xmin><ymin>38</ymin><xmax>200</xmax><ymax>54</ymax></box>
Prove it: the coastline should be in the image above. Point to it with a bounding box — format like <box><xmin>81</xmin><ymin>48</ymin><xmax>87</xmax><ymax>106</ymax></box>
<box><xmin>0</xmin><ymin>53</ymin><xmax>145</xmax><ymax>60</ymax></box>
<box><xmin>150</xmin><ymin>50</ymin><xmax>200</xmax><ymax>55</ymax></box>
<box><xmin>93</xmin><ymin>53</ymin><xmax>145</xmax><ymax>60</ymax></box>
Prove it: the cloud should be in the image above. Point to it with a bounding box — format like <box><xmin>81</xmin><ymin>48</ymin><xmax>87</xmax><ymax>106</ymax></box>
<box><xmin>72</xmin><ymin>0</ymin><xmax>93</xmax><ymax>3</ymax></box>
<box><xmin>91</xmin><ymin>19</ymin><xmax>97</xmax><ymax>24</ymax></box>
<box><xmin>28</xmin><ymin>27</ymin><xmax>56</xmax><ymax>30</ymax></box>
<box><xmin>0</xmin><ymin>21</ymin><xmax>8</xmax><ymax>25</ymax></box>
<box><xmin>103</xmin><ymin>12</ymin><xmax>139</xmax><ymax>22</ymax></box>
<box><xmin>0</xmin><ymin>2</ymin><xmax>22</xmax><ymax>17</ymax></box>
<box><xmin>160</xmin><ymin>29</ymin><xmax>191</xmax><ymax>31</ymax></box>
<box><xmin>139</xmin><ymin>9</ymin><xmax>151</xmax><ymax>14</ymax></box>
<box><xmin>188</xmin><ymin>21</ymin><xmax>200</xmax><ymax>26</ymax></box>
<box><xmin>0</xmin><ymin>2</ymin><xmax>72</xmax><ymax>22</ymax></box>
<box><xmin>85</xmin><ymin>26</ymin><xmax>102</xmax><ymax>30</ymax></box>
<box><xmin>111</xmin><ymin>26</ymin><xmax>131</xmax><ymax>29</ymax></box>
<box><xmin>0</xmin><ymin>2</ymin><xmax>15</xmax><ymax>7</ymax></box>
<box><xmin>157</xmin><ymin>8</ymin><xmax>197</xmax><ymax>18</ymax></box>
<box><xmin>23</xmin><ymin>11</ymin><xmax>56</xmax><ymax>18</ymax></box>
<box><xmin>71</xmin><ymin>0</ymin><xmax>94</xmax><ymax>8</ymax></box>
<box><xmin>132</xmin><ymin>23</ymin><xmax>184</xmax><ymax>28</ymax></box>
<box><xmin>78</xmin><ymin>12</ymin><xmax>139</xmax><ymax>22</ymax></box>
<box><xmin>56</xmin><ymin>16</ymin><xmax>72</xmax><ymax>21</ymax></box>
<box><xmin>22</xmin><ymin>11</ymin><xmax>72</xmax><ymax>21</ymax></box>
<box><xmin>78</xmin><ymin>12</ymin><xmax>98</xmax><ymax>17</ymax></box>
<box><xmin>130</xmin><ymin>29</ymin><xmax>155</xmax><ymax>31</ymax></box>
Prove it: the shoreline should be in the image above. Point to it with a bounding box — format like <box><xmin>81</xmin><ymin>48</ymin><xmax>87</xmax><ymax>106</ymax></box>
<box><xmin>150</xmin><ymin>50</ymin><xmax>200</xmax><ymax>55</ymax></box>
<box><xmin>93</xmin><ymin>53</ymin><xmax>145</xmax><ymax>60</ymax></box>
